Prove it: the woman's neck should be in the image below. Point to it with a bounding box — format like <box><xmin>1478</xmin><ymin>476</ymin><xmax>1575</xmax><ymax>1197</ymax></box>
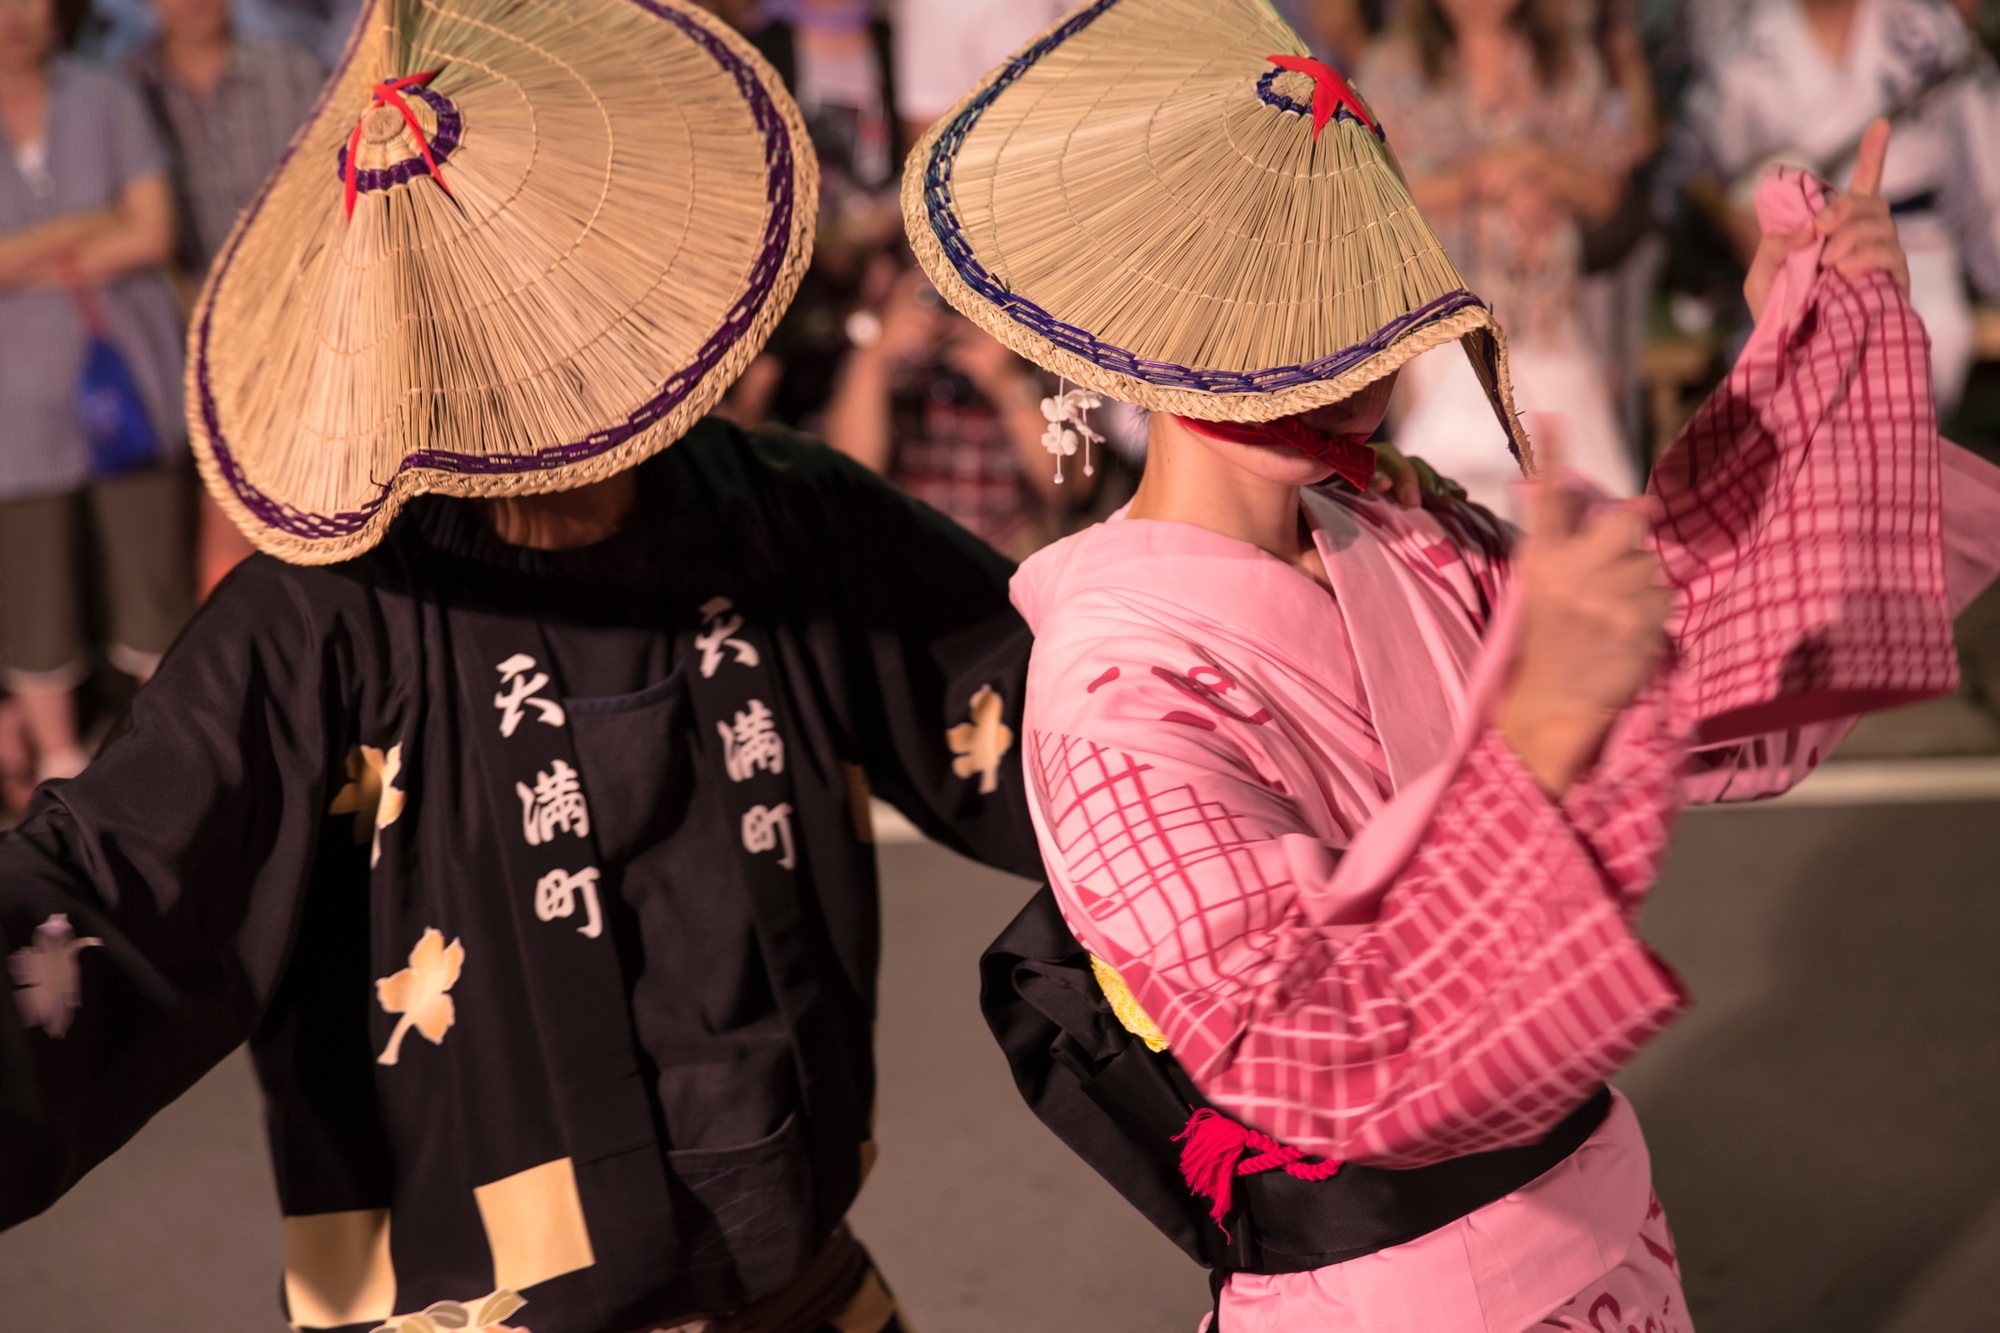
<box><xmin>1800</xmin><ymin>0</ymin><xmax>1859</xmax><ymax>65</ymax></box>
<box><xmin>1454</xmin><ymin>21</ymin><xmax>1519</xmax><ymax>107</ymax></box>
<box><xmin>476</xmin><ymin>471</ymin><xmax>639</xmax><ymax>551</ymax></box>
<box><xmin>1127</xmin><ymin>419</ymin><xmax>1324</xmax><ymax>586</ymax></box>
<box><xmin>792</xmin><ymin>0</ymin><xmax>870</xmax><ymax>54</ymax></box>
<box><xmin>0</xmin><ymin>63</ymin><xmax>46</xmax><ymax>150</ymax></box>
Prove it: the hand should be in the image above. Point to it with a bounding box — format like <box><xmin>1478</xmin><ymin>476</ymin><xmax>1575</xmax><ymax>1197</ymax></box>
<box><xmin>1369</xmin><ymin>442</ymin><xmax>1466</xmax><ymax>510</ymax></box>
<box><xmin>944</xmin><ymin>320</ymin><xmax>1039</xmax><ymax>406</ymax></box>
<box><xmin>1744</xmin><ymin>119</ymin><xmax>1908</xmax><ymax>320</ymax></box>
<box><xmin>1499</xmin><ymin>429</ymin><xmax>1672</xmax><ymax>796</ymax></box>
<box><xmin>1465</xmin><ymin>141</ymin><xmax>1548</xmax><ymax>199</ymax></box>
<box><xmin>872</xmin><ymin>268</ymin><xmax>943</xmax><ymax>368</ymax></box>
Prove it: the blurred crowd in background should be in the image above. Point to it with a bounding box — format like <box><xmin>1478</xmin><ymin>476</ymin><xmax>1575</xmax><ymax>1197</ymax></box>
<box><xmin>0</xmin><ymin>0</ymin><xmax>1997</xmax><ymax>803</ymax></box>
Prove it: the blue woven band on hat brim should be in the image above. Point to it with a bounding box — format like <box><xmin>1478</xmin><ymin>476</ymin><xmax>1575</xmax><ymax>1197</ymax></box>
<box><xmin>899</xmin><ymin>0</ymin><xmax>1532</xmax><ymax>469</ymax></box>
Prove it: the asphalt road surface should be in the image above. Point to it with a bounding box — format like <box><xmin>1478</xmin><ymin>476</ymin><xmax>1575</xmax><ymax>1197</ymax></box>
<box><xmin>3</xmin><ymin>800</ymin><xmax>1997</xmax><ymax>1332</ymax></box>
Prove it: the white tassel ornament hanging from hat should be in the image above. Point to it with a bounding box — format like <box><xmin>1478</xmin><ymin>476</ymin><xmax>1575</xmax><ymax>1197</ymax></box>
<box><xmin>1040</xmin><ymin>383</ymin><xmax>1103</xmax><ymax>484</ymax></box>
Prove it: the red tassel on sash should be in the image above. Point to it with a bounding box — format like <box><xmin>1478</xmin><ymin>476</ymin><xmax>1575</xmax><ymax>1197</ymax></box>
<box><xmin>1174</xmin><ymin>1107</ymin><xmax>1344</xmax><ymax>1236</ymax></box>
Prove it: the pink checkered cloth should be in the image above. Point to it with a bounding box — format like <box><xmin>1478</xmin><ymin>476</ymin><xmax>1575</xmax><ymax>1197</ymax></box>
<box><xmin>1009</xmin><ymin>164</ymin><xmax>2000</xmax><ymax>1331</ymax></box>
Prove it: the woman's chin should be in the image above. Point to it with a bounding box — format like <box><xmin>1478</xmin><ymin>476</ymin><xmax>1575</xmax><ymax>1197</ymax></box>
<box><xmin>1227</xmin><ymin>441</ymin><xmax>1338</xmax><ymax>486</ymax></box>
<box><xmin>1159</xmin><ymin>413</ymin><xmax>1342</xmax><ymax>486</ymax></box>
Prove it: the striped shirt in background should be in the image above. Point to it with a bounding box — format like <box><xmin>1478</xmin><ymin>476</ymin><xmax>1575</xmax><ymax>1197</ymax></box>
<box><xmin>127</xmin><ymin>37</ymin><xmax>324</xmax><ymax>276</ymax></box>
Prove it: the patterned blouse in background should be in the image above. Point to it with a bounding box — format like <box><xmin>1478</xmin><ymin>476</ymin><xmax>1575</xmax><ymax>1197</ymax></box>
<box><xmin>889</xmin><ymin>367</ymin><xmax>1050</xmax><ymax>562</ymax></box>
<box><xmin>1358</xmin><ymin>37</ymin><xmax>1642</xmax><ymax>347</ymax></box>
<box><xmin>0</xmin><ymin>60</ymin><xmax>187</xmax><ymax>503</ymax></box>
<box><xmin>127</xmin><ymin>37</ymin><xmax>325</xmax><ymax>276</ymax></box>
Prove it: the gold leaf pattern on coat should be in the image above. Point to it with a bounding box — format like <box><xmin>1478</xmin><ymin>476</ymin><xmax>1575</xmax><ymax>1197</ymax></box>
<box><xmin>946</xmin><ymin>685</ymin><xmax>1014</xmax><ymax>795</ymax></box>
<box><xmin>368</xmin><ymin>1289</ymin><xmax>526</xmax><ymax>1333</ymax></box>
<box><xmin>330</xmin><ymin>744</ymin><xmax>406</xmax><ymax>867</ymax></box>
<box><xmin>375</xmin><ymin>928</ymin><xmax>463</xmax><ymax>1066</ymax></box>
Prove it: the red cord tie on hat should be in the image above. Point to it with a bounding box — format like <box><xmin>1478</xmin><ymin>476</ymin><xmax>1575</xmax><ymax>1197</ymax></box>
<box><xmin>344</xmin><ymin>70</ymin><xmax>452</xmax><ymax>220</ymax></box>
<box><xmin>1175</xmin><ymin>1108</ymin><xmax>1344</xmax><ymax>1236</ymax></box>
<box><xmin>1176</xmin><ymin>415</ymin><xmax>1378</xmax><ymax>491</ymax></box>
<box><xmin>1265</xmin><ymin>54</ymin><xmax>1379</xmax><ymax>141</ymax></box>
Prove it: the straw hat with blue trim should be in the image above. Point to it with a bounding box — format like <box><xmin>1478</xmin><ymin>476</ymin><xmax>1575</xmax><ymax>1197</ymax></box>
<box><xmin>190</xmin><ymin>0</ymin><xmax>817</xmax><ymax>565</ymax></box>
<box><xmin>901</xmin><ymin>0</ymin><xmax>1531</xmax><ymax>466</ymax></box>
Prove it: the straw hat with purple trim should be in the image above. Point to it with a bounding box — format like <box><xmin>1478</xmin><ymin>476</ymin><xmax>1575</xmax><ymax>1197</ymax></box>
<box><xmin>901</xmin><ymin>0</ymin><xmax>1531</xmax><ymax>465</ymax></box>
<box><xmin>190</xmin><ymin>0</ymin><xmax>817</xmax><ymax>565</ymax></box>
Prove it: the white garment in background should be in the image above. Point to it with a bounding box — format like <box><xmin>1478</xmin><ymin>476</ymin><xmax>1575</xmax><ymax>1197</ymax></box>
<box><xmin>11</xmin><ymin>136</ymin><xmax>51</xmax><ymax>201</ymax></box>
<box><xmin>1681</xmin><ymin>0</ymin><xmax>2000</xmax><ymax>410</ymax></box>
<box><xmin>893</xmin><ymin>0</ymin><xmax>1077</xmax><ymax>123</ymax></box>
<box><xmin>796</xmin><ymin>38</ymin><xmax>893</xmax><ymax>187</ymax></box>
<box><xmin>1393</xmin><ymin>340</ymin><xmax>1637</xmax><ymax>522</ymax></box>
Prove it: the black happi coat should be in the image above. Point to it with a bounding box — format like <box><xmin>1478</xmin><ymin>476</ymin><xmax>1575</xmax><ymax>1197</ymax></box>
<box><xmin>0</xmin><ymin>422</ymin><xmax>1041</xmax><ymax>1332</ymax></box>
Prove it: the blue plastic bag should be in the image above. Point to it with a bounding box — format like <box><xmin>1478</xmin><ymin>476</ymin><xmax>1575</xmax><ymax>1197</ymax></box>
<box><xmin>76</xmin><ymin>333</ymin><xmax>160</xmax><ymax>476</ymax></box>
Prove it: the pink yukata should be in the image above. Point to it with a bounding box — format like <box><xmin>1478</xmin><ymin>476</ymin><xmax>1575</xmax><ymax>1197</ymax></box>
<box><xmin>1009</xmin><ymin>171</ymin><xmax>2000</xmax><ymax>1333</ymax></box>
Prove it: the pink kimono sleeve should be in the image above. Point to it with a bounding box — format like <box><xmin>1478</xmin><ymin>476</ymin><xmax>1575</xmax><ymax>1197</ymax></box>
<box><xmin>1031</xmin><ymin>671</ymin><xmax>1685</xmax><ymax>1170</ymax></box>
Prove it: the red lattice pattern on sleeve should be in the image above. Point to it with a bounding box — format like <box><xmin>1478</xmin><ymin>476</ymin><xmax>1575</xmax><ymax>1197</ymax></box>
<box><xmin>1036</xmin><ymin>728</ymin><xmax>1685</xmax><ymax>1167</ymax></box>
<box><xmin>1561</xmin><ymin>680</ymin><xmax>1691</xmax><ymax>911</ymax></box>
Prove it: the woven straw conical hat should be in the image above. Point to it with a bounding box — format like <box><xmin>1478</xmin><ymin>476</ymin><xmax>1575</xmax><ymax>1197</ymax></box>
<box><xmin>903</xmin><ymin>0</ymin><xmax>1529</xmax><ymax>463</ymax></box>
<box><xmin>191</xmin><ymin>0</ymin><xmax>817</xmax><ymax>565</ymax></box>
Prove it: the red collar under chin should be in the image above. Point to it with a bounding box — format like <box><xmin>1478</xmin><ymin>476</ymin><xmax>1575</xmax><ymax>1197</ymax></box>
<box><xmin>1175</xmin><ymin>416</ymin><xmax>1377</xmax><ymax>491</ymax></box>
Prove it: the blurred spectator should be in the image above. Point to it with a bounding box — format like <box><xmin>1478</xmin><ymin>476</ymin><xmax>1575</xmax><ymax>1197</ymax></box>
<box><xmin>128</xmin><ymin>0</ymin><xmax>321</xmax><ymax>279</ymax></box>
<box><xmin>824</xmin><ymin>268</ymin><xmax>1085</xmax><ymax>558</ymax></box>
<box><xmin>721</xmin><ymin>0</ymin><xmax>905</xmax><ymax>431</ymax></box>
<box><xmin>1575</xmin><ymin>0</ymin><xmax>1664</xmax><ymax>464</ymax></box>
<box><xmin>1673</xmin><ymin>0</ymin><xmax>2000</xmax><ymax>413</ymax></box>
<box><xmin>893</xmin><ymin>0</ymin><xmax>1071</xmax><ymax>141</ymax></box>
<box><xmin>1364</xmin><ymin>0</ymin><xmax>1643</xmax><ymax>514</ymax></box>
<box><xmin>129</xmin><ymin>0</ymin><xmax>321</xmax><ymax>596</ymax></box>
<box><xmin>692</xmin><ymin>0</ymin><xmax>758</xmax><ymax>27</ymax></box>
<box><xmin>1956</xmin><ymin>0</ymin><xmax>2000</xmax><ymax>55</ymax></box>
<box><xmin>87</xmin><ymin>0</ymin><xmax>359</xmax><ymax>67</ymax></box>
<box><xmin>0</xmin><ymin>0</ymin><xmax>192</xmax><ymax>779</ymax></box>
<box><xmin>886</xmin><ymin>0</ymin><xmax>1134</xmax><ymax>529</ymax></box>
<box><xmin>239</xmin><ymin>0</ymin><xmax>359</xmax><ymax>68</ymax></box>
<box><xmin>1278</xmin><ymin>0</ymin><xmax>1391</xmax><ymax>71</ymax></box>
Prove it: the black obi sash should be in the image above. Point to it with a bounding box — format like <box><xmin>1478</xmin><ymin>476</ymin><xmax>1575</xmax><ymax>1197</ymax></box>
<box><xmin>980</xmin><ymin>886</ymin><xmax>1612</xmax><ymax>1276</ymax></box>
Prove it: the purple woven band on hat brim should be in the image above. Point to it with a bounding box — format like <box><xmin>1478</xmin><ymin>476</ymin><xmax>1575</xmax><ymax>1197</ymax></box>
<box><xmin>920</xmin><ymin>0</ymin><xmax>1485</xmax><ymax>396</ymax></box>
<box><xmin>334</xmin><ymin>85</ymin><xmax>463</xmax><ymax>195</ymax></box>
<box><xmin>194</xmin><ymin>0</ymin><xmax>796</xmax><ymax>543</ymax></box>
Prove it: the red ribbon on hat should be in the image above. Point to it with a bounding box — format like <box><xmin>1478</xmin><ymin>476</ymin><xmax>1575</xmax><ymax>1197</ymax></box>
<box><xmin>1265</xmin><ymin>54</ymin><xmax>1378</xmax><ymax>141</ymax></box>
<box><xmin>344</xmin><ymin>70</ymin><xmax>453</xmax><ymax>220</ymax></box>
<box><xmin>1176</xmin><ymin>415</ymin><xmax>1379</xmax><ymax>491</ymax></box>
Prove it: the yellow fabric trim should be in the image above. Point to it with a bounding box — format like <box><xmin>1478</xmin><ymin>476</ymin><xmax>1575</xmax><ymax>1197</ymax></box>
<box><xmin>844</xmin><ymin>763</ymin><xmax>875</xmax><ymax>842</ymax></box>
<box><xmin>1090</xmin><ymin>955</ymin><xmax>1170</xmax><ymax>1053</ymax></box>
<box><xmin>858</xmin><ymin>1137</ymin><xmax>880</xmax><ymax>1188</ymax></box>
<box><xmin>831</xmin><ymin>1269</ymin><xmax>898</xmax><ymax>1333</ymax></box>
<box><xmin>283</xmin><ymin>1208</ymin><xmax>396</xmax><ymax>1329</ymax></box>
<box><xmin>371</xmin><ymin>1289</ymin><xmax>526</xmax><ymax>1333</ymax></box>
<box><xmin>473</xmin><ymin>1157</ymin><xmax>596</xmax><ymax>1293</ymax></box>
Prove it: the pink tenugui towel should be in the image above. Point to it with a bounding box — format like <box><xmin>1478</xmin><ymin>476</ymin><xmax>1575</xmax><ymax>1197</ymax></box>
<box><xmin>1653</xmin><ymin>166</ymin><xmax>1958</xmax><ymax>744</ymax></box>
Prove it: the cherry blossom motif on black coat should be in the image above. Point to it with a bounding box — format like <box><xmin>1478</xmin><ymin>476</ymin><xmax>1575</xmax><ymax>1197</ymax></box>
<box><xmin>330</xmin><ymin>743</ymin><xmax>407</xmax><ymax>867</ymax></box>
<box><xmin>375</xmin><ymin>927</ymin><xmax>465</xmax><ymax>1066</ymax></box>
<box><xmin>9</xmin><ymin>913</ymin><xmax>101</xmax><ymax>1037</ymax></box>
<box><xmin>948</xmin><ymin>685</ymin><xmax>1014</xmax><ymax>794</ymax></box>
